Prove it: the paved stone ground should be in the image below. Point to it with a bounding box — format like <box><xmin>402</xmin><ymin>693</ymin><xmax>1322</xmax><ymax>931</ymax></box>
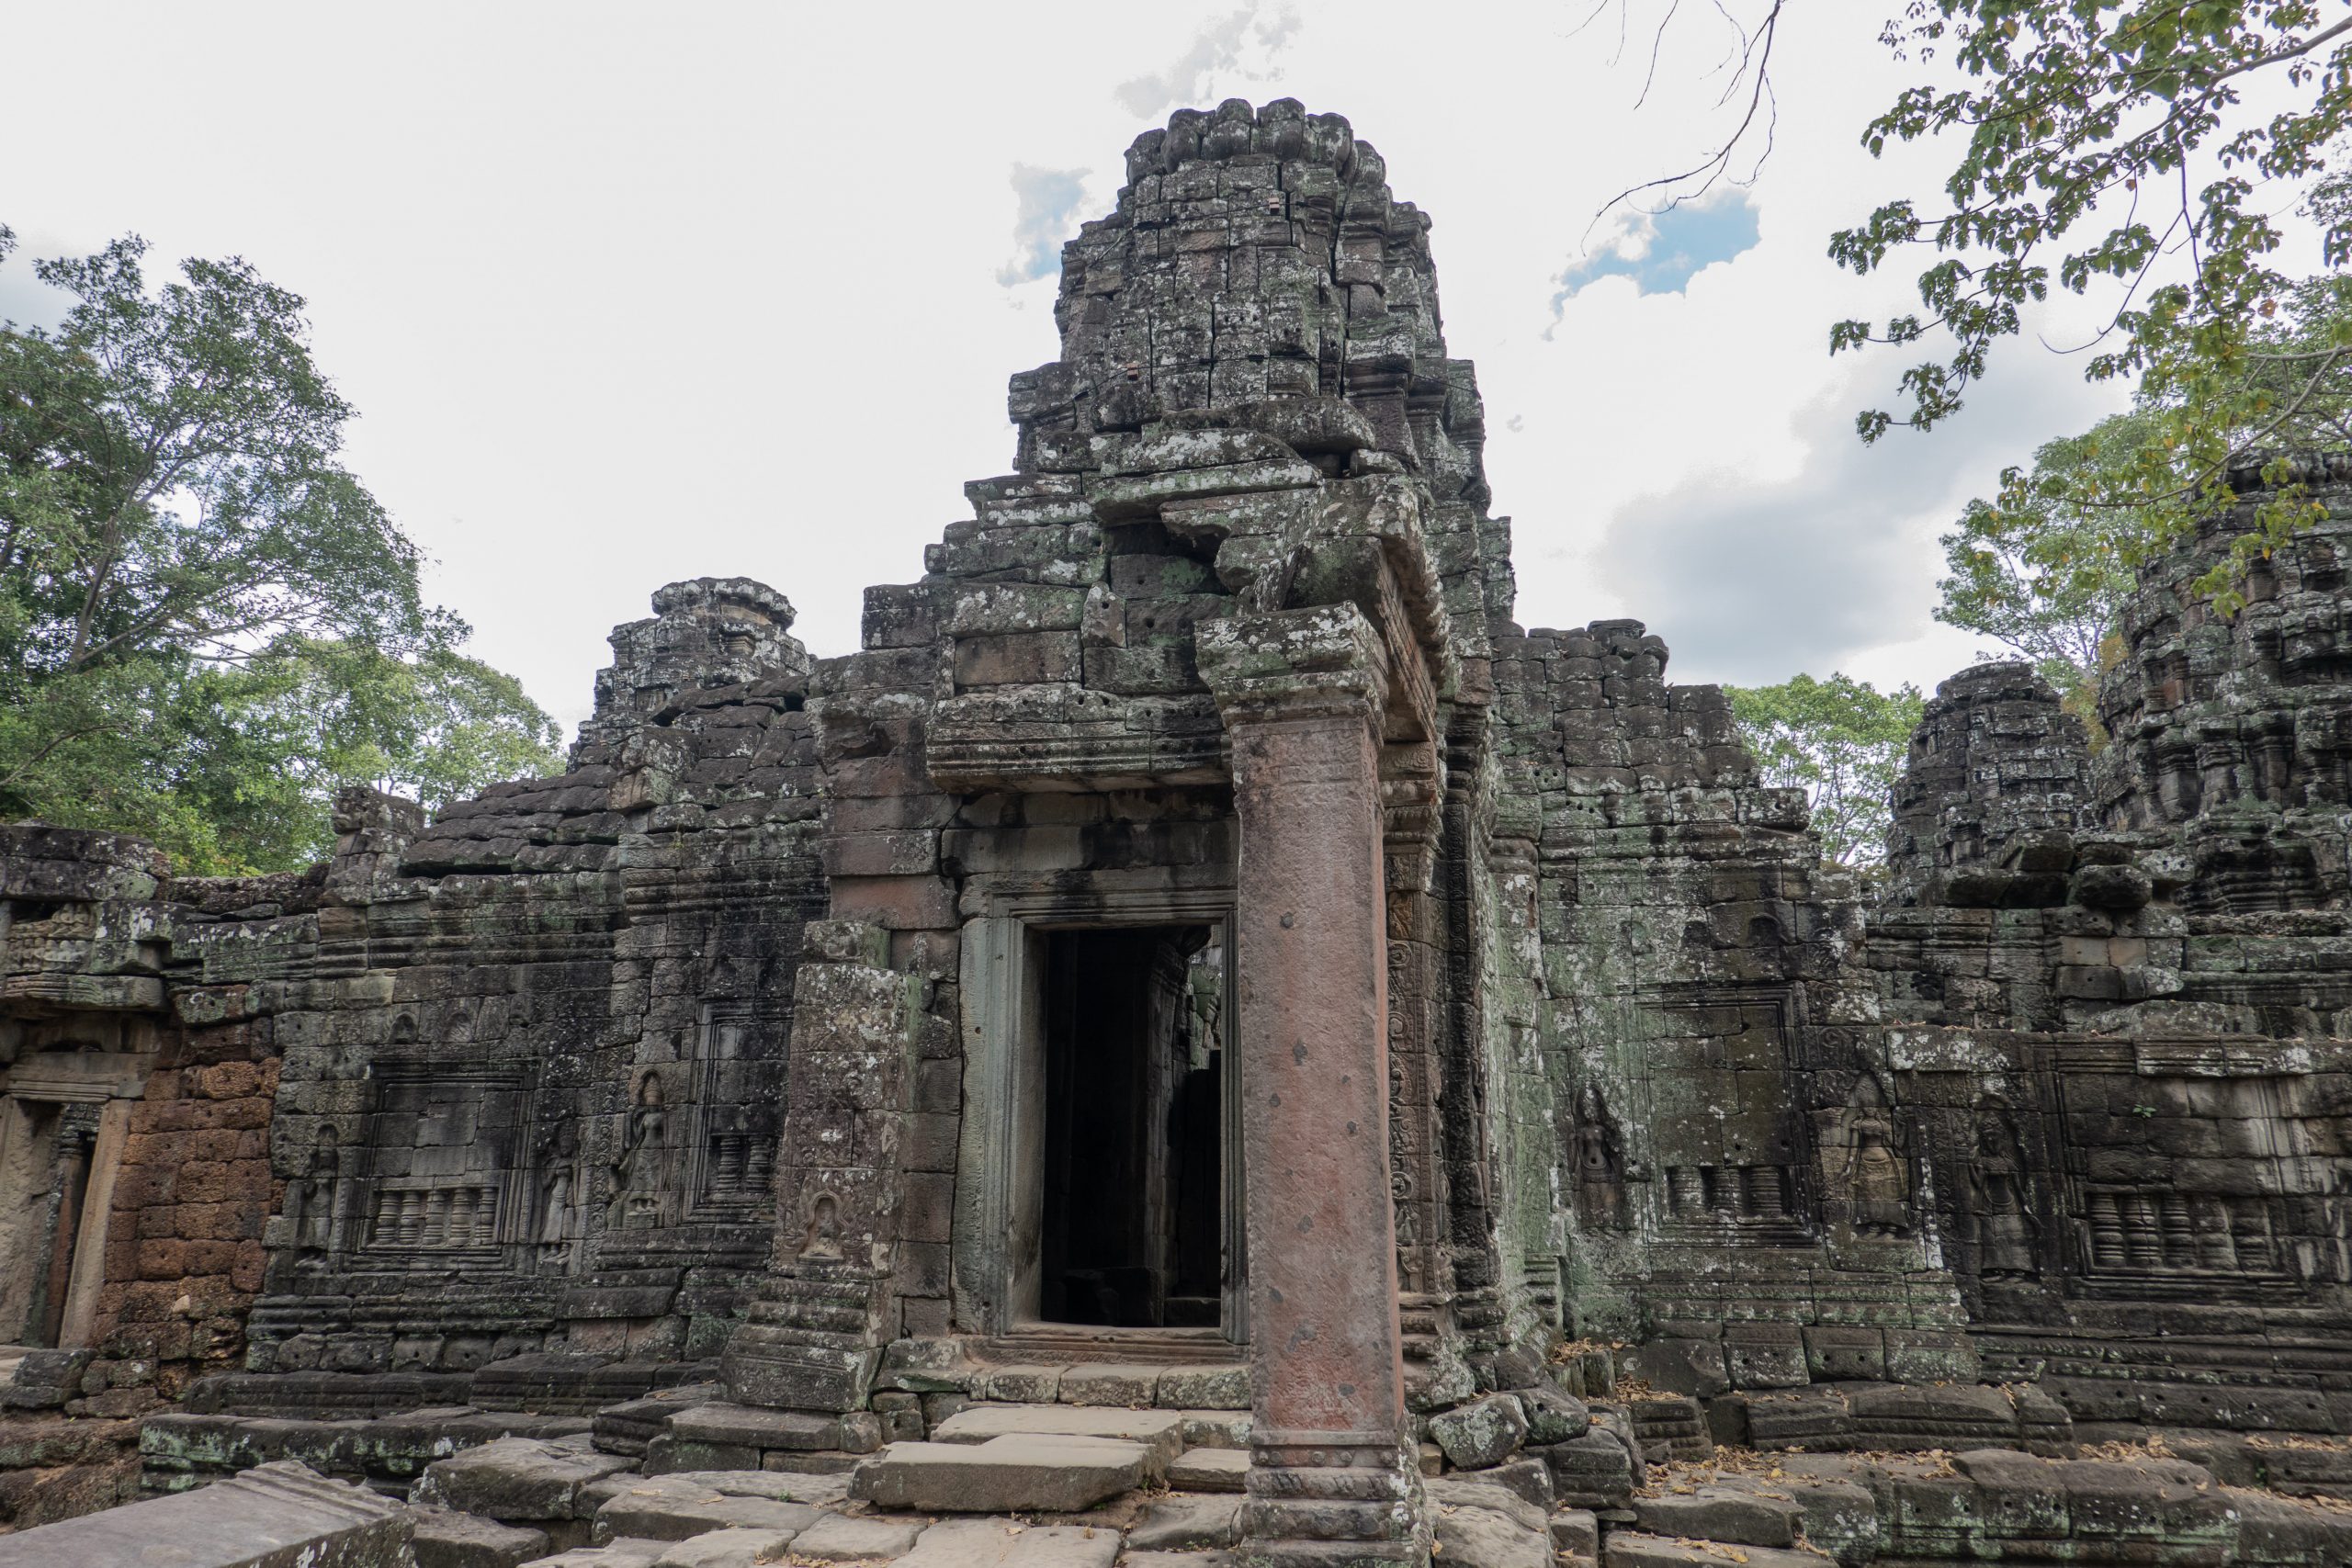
<box><xmin>347</xmin><ymin>1397</ymin><xmax>2352</xmax><ymax>1568</ymax></box>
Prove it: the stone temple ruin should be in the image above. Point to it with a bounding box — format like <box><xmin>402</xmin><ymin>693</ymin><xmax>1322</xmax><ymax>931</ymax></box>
<box><xmin>7</xmin><ymin>100</ymin><xmax>2352</xmax><ymax>1568</ymax></box>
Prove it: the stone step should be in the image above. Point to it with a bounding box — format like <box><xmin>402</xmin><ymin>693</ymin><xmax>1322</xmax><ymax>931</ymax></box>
<box><xmin>894</xmin><ymin>1517</ymin><xmax>1123</xmax><ymax>1568</ymax></box>
<box><xmin>850</xmin><ymin>1433</ymin><xmax>1151</xmax><ymax>1512</ymax></box>
<box><xmin>590</xmin><ymin>1472</ymin><xmax>830</xmax><ymax>1543</ymax></box>
<box><xmin>1632</xmin><ymin>1485</ymin><xmax>1804</xmax><ymax>1549</ymax></box>
<box><xmin>411</xmin><ymin>1503</ymin><xmax>551</xmax><ymax>1567</ymax></box>
<box><xmin>964</xmin><ymin>1362</ymin><xmax>1247</xmax><ymax>1412</ymax></box>
<box><xmin>1601</xmin><ymin>1532</ymin><xmax>1832</xmax><ymax>1568</ymax></box>
<box><xmin>519</xmin><ymin>1540</ymin><xmax>670</xmax><ymax>1568</ymax></box>
<box><xmin>416</xmin><ymin>1435</ymin><xmax>639</xmax><ymax>1522</ymax></box>
<box><xmin>786</xmin><ymin>1512</ymin><xmax>929</xmax><ymax>1562</ymax></box>
<box><xmin>928</xmin><ymin>1404</ymin><xmax>1188</xmax><ymax>1468</ymax></box>
<box><xmin>1431</xmin><ymin>1490</ymin><xmax>1550</xmax><ymax>1568</ymax></box>
<box><xmin>1127</xmin><ymin>1495</ymin><xmax>1240</xmax><ymax>1551</ymax></box>
<box><xmin>1165</xmin><ymin>1447</ymin><xmax>1249</xmax><ymax>1493</ymax></box>
<box><xmin>647</xmin><ymin>1527</ymin><xmax>799</xmax><ymax>1566</ymax></box>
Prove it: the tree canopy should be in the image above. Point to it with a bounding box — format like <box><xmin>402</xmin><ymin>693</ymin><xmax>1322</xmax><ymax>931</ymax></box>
<box><xmin>0</xmin><ymin>225</ymin><xmax>561</xmax><ymax>873</ymax></box>
<box><xmin>1934</xmin><ymin>407</ymin><xmax>2152</xmax><ymax>708</ymax></box>
<box><xmin>1725</xmin><ymin>673</ymin><xmax>1927</xmax><ymax>871</ymax></box>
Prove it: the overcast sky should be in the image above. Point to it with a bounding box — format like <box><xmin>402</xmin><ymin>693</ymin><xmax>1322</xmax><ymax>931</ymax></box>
<box><xmin>3</xmin><ymin>2</ymin><xmax>2155</xmax><ymax>731</ymax></box>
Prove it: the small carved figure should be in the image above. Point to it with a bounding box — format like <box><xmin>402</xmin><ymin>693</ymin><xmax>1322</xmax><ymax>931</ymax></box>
<box><xmin>1841</xmin><ymin>1078</ymin><xmax>1910</xmax><ymax>1237</ymax></box>
<box><xmin>1571</xmin><ymin>1083</ymin><xmax>1628</xmax><ymax>1230</ymax></box>
<box><xmin>294</xmin><ymin>1127</ymin><xmax>339</xmax><ymax>1262</ymax></box>
<box><xmin>611</xmin><ymin>1071</ymin><xmax>668</xmax><ymax>1230</ymax></box>
<box><xmin>799</xmin><ymin>1191</ymin><xmax>842</xmax><ymax>1261</ymax></box>
<box><xmin>1392</xmin><ymin>1167</ymin><xmax>1426</xmax><ymax>1291</ymax></box>
<box><xmin>537</xmin><ymin>1119</ymin><xmax>580</xmax><ymax>1262</ymax></box>
<box><xmin>1969</xmin><ymin>1110</ymin><xmax>2040</xmax><ymax>1277</ymax></box>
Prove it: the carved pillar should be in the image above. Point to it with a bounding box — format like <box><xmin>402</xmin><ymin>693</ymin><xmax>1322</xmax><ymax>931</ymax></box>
<box><xmin>1381</xmin><ymin>741</ymin><xmax>1460</xmax><ymax>1400</ymax></box>
<box><xmin>1201</xmin><ymin>605</ymin><xmax>1425</xmax><ymax>1568</ymax></box>
<box><xmin>719</xmin><ymin>919</ymin><xmax>924</xmax><ymax>1412</ymax></box>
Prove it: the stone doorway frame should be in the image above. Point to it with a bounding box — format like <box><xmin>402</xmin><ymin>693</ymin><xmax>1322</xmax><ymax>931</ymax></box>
<box><xmin>951</xmin><ymin>879</ymin><xmax>1246</xmax><ymax>1344</ymax></box>
<box><xmin>0</xmin><ymin>1049</ymin><xmax>143</xmax><ymax>1349</ymax></box>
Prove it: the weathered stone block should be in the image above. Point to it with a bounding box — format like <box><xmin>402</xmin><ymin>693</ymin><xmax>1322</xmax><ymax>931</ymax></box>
<box><xmin>1152</xmin><ymin>1363</ymin><xmax>1248</xmax><ymax>1409</ymax></box>
<box><xmin>0</xmin><ymin>1459</ymin><xmax>409</xmax><ymax>1566</ymax></box>
<box><xmin>849</xmin><ymin>1434</ymin><xmax>1148</xmax><ymax>1512</ymax></box>
<box><xmin>1428</xmin><ymin>1392</ymin><xmax>1528</xmax><ymax>1471</ymax></box>
<box><xmin>1623</xmin><ymin>1337</ymin><xmax>1729</xmax><ymax>1399</ymax></box>
<box><xmin>414</xmin><ymin>1436</ymin><xmax>636</xmax><ymax>1522</ymax></box>
<box><xmin>892</xmin><ymin>1517</ymin><xmax>1122</xmax><ymax>1568</ymax></box>
<box><xmin>1724</xmin><ymin>1323</ymin><xmax>1809</xmax><ymax>1390</ymax></box>
<box><xmin>1803</xmin><ymin>1325</ymin><xmax>1886</xmax><ymax>1382</ymax></box>
<box><xmin>407</xmin><ymin>1505</ymin><xmax>549</xmax><ymax>1568</ymax></box>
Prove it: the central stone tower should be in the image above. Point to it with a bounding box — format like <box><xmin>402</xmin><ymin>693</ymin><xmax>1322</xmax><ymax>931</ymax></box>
<box><xmin>719</xmin><ymin>98</ymin><xmax>1520</xmax><ymax>1567</ymax></box>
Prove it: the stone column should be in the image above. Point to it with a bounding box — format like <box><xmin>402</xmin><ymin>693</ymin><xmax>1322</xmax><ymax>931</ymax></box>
<box><xmin>1201</xmin><ymin>605</ymin><xmax>1425</xmax><ymax>1568</ymax></box>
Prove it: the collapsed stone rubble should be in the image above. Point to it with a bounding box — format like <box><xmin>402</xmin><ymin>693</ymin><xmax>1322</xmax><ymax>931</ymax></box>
<box><xmin>7</xmin><ymin>99</ymin><xmax>2352</xmax><ymax>1567</ymax></box>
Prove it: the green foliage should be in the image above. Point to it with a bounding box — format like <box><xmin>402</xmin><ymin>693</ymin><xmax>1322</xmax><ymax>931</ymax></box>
<box><xmin>1936</xmin><ymin>408</ymin><xmax>2153</xmax><ymax>702</ymax></box>
<box><xmin>0</xmin><ymin>226</ymin><xmax>561</xmax><ymax>873</ymax></box>
<box><xmin>1726</xmin><ymin>674</ymin><xmax>1927</xmax><ymax>870</ymax></box>
<box><xmin>1833</xmin><ymin>3</ymin><xmax>2352</xmax><ymax>599</ymax></box>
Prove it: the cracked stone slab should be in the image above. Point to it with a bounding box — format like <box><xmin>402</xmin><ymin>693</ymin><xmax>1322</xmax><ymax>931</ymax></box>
<box><xmin>784</xmin><ymin>1513</ymin><xmax>929</xmax><ymax>1562</ymax></box>
<box><xmin>1601</xmin><ymin>1531</ymin><xmax>1834</xmax><ymax>1568</ymax></box>
<box><xmin>1633</xmin><ymin>1485</ymin><xmax>1804</xmax><ymax>1549</ymax></box>
<box><xmin>647</xmin><ymin>1528</ymin><xmax>798</xmax><ymax>1567</ymax></box>
<box><xmin>0</xmin><ymin>1459</ymin><xmax>410</xmax><ymax>1567</ymax></box>
<box><xmin>409</xmin><ymin>1502</ymin><xmax>550</xmax><ymax>1566</ymax></box>
<box><xmin>1165</xmin><ymin>1449</ymin><xmax>1248</xmax><ymax>1493</ymax></box>
<box><xmin>517</xmin><ymin>1540</ymin><xmax>670</xmax><ymax>1568</ymax></box>
<box><xmin>1126</xmin><ymin>1495</ymin><xmax>1240</xmax><ymax>1551</ymax></box>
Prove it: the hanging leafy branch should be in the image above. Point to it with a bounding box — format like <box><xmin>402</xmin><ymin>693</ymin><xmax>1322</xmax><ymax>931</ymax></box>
<box><xmin>1829</xmin><ymin>2</ymin><xmax>2352</xmax><ymax>603</ymax></box>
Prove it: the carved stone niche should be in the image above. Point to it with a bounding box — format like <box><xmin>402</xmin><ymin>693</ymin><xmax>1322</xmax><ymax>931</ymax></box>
<box><xmin>1634</xmin><ymin>992</ymin><xmax>1816</xmax><ymax>1241</ymax></box>
<box><xmin>350</xmin><ymin>1058</ymin><xmax>537</xmax><ymax>1271</ymax></box>
<box><xmin>2059</xmin><ymin>1058</ymin><xmax>2322</xmax><ymax>1291</ymax></box>
<box><xmin>683</xmin><ymin>1001</ymin><xmax>784</xmax><ymax>1219</ymax></box>
<box><xmin>0</xmin><ymin>1011</ymin><xmax>157</xmax><ymax>1350</ymax></box>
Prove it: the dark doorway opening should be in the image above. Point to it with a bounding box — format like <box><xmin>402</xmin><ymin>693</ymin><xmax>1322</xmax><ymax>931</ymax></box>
<box><xmin>1037</xmin><ymin>925</ymin><xmax>1226</xmax><ymax>1328</ymax></box>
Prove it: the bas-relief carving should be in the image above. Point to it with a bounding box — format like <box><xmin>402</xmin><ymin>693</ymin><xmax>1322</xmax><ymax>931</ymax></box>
<box><xmin>609</xmin><ymin>1069</ymin><xmax>670</xmax><ymax>1232</ymax></box>
<box><xmin>1966</xmin><ymin>1102</ymin><xmax>2039</xmax><ymax>1279</ymax></box>
<box><xmin>1839</xmin><ymin>1077</ymin><xmax>1912</xmax><ymax>1240</ymax></box>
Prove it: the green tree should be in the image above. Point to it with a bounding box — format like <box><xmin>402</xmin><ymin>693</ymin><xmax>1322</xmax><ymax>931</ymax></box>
<box><xmin>1935</xmin><ymin>408</ymin><xmax>2154</xmax><ymax>705</ymax></box>
<box><xmin>1726</xmin><ymin>674</ymin><xmax>1927</xmax><ymax>871</ymax></box>
<box><xmin>0</xmin><ymin>224</ymin><xmax>561</xmax><ymax>872</ymax></box>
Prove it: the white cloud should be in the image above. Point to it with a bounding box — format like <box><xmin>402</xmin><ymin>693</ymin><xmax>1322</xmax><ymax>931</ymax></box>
<box><xmin>1554</xmin><ymin>190</ymin><xmax>1762</xmax><ymax>308</ymax></box>
<box><xmin>1114</xmin><ymin>4</ymin><xmax>1298</xmax><ymax>118</ymax></box>
<box><xmin>996</xmin><ymin>164</ymin><xmax>1091</xmax><ymax>288</ymax></box>
<box><xmin>0</xmin><ymin>3</ymin><xmax>2164</xmax><ymax>730</ymax></box>
<box><xmin>1584</xmin><ymin>354</ymin><xmax>2109</xmax><ymax>686</ymax></box>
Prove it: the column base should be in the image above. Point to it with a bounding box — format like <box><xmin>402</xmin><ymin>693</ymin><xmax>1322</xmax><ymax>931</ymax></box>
<box><xmin>718</xmin><ymin>1272</ymin><xmax>888</xmax><ymax>1412</ymax></box>
<box><xmin>1241</xmin><ymin>1428</ymin><xmax>1427</xmax><ymax>1568</ymax></box>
